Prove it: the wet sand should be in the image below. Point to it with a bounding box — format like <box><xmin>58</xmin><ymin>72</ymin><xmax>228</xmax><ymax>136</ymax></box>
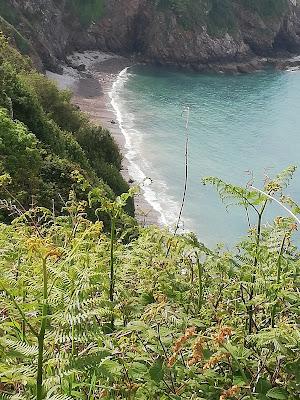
<box><xmin>47</xmin><ymin>53</ymin><xmax>160</xmax><ymax>226</ymax></box>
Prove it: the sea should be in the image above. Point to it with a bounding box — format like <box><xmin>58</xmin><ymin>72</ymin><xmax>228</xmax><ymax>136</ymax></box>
<box><xmin>109</xmin><ymin>65</ymin><xmax>300</xmax><ymax>247</ymax></box>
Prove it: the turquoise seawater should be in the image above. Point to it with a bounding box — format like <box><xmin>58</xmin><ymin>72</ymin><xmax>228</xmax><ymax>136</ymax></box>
<box><xmin>110</xmin><ymin>65</ymin><xmax>300</xmax><ymax>246</ymax></box>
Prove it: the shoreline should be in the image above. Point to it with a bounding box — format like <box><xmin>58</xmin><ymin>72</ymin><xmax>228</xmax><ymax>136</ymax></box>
<box><xmin>47</xmin><ymin>52</ymin><xmax>162</xmax><ymax>226</ymax></box>
<box><xmin>139</xmin><ymin>54</ymin><xmax>300</xmax><ymax>74</ymax></box>
<box><xmin>45</xmin><ymin>50</ymin><xmax>300</xmax><ymax>230</ymax></box>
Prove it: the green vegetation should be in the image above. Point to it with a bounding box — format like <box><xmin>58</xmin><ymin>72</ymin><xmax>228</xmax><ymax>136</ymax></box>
<box><xmin>0</xmin><ymin>165</ymin><xmax>299</xmax><ymax>399</ymax></box>
<box><xmin>0</xmin><ymin>34</ymin><xmax>132</xmax><ymax>221</ymax></box>
<box><xmin>241</xmin><ymin>0</ymin><xmax>288</xmax><ymax>18</ymax></box>
<box><xmin>155</xmin><ymin>0</ymin><xmax>289</xmax><ymax>34</ymax></box>
<box><xmin>0</xmin><ymin>0</ymin><xmax>18</xmax><ymax>25</ymax></box>
<box><xmin>155</xmin><ymin>0</ymin><xmax>237</xmax><ymax>34</ymax></box>
<box><xmin>155</xmin><ymin>0</ymin><xmax>208</xmax><ymax>30</ymax></box>
<box><xmin>207</xmin><ymin>0</ymin><xmax>236</xmax><ymax>36</ymax></box>
<box><xmin>67</xmin><ymin>0</ymin><xmax>105</xmax><ymax>27</ymax></box>
<box><xmin>0</xmin><ymin>17</ymin><xmax>30</xmax><ymax>55</ymax></box>
<box><xmin>0</xmin><ymin>5</ymin><xmax>299</xmax><ymax>398</ymax></box>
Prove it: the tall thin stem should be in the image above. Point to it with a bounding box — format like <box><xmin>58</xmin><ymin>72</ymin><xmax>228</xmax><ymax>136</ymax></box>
<box><xmin>196</xmin><ymin>253</ymin><xmax>203</xmax><ymax>312</ymax></box>
<box><xmin>166</xmin><ymin>107</ymin><xmax>190</xmax><ymax>257</ymax></box>
<box><xmin>109</xmin><ymin>216</ymin><xmax>116</xmax><ymax>330</ymax></box>
<box><xmin>247</xmin><ymin>199</ymin><xmax>268</xmax><ymax>334</ymax></box>
<box><xmin>174</xmin><ymin>107</ymin><xmax>190</xmax><ymax>235</ymax></box>
<box><xmin>36</xmin><ymin>257</ymin><xmax>48</xmax><ymax>400</ymax></box>
<box><xmin>271</xmin><ymin>234</ymin><xmax>286</xmax><ymax>328</ymax></box>
<box><xmin>1</xmin><ymin>285</ymin><xmax>38</xmax><ymax>337</ymax></box>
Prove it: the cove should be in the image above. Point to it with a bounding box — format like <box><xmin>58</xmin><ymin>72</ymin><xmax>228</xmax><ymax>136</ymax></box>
<box><xmin>112</xmin><ymin>65</ymin><xmax>300</xmax><ymax>246</ymax></box>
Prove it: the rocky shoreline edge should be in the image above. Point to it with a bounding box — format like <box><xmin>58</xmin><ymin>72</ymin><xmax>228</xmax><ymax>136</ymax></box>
<box><xmin>53</xmin><ymin>48</ymin><xmax>300</xmax><ymax>76</ymax></box>
<box><xmin>139</xmin><ymin>53</ymin><xmax>300</xmax><ymax>74</ymax></box>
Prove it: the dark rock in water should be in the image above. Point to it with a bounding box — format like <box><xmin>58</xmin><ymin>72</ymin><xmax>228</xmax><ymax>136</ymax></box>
<box><xmin>77</xmin><ymin>64</ymin><xmax>86</xmax><ymax>72</ymax></box>
<box><xmin>237</xmin><ymin>63</ymin><xmax>256</xmax><ymax>74</ymax></box>
<box><xmin>191</xmin><ymin>63</ymin><xmax>209</xmax><ymax>73</ymax></box>
<box><xmin>265</xmin><ymin>58</ymin><xmax>300</xmax><ymax>70</ymax></box>
<box><xmin>217</xmin><ymin>64</ymin><xmax>239</xmax><ymax>74</ymax></box>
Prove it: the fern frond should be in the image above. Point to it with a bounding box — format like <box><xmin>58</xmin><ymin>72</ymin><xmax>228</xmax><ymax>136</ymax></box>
<box><xmin>266</xmin><ymin>165</ymin><xmax>297</xmax><ymax>192</ymax></box>
<box><xmin>0</xmin><ymin>395</ymin><xmax>30</xmax><ymax>400</ymax></box>
<box><xmin>45</xmin><ymin>395</ymin><xmax>74</xmax><ymax>400</ymax></box>
<box><xmin>0</xmin><ymin>338</ymin><xmax>38</xmax><ymax>357</ymax></box>
<box><xmin>202</xmin><ymin>176</ymin><xmax>264</xmax><ymax>210</ymax></box>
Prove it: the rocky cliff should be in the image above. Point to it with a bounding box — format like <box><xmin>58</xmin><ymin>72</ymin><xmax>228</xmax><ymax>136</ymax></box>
<box><xmin>1</xmin><ymin>0</ymin><xmax>300</xmax><ymax>71</ymax></box>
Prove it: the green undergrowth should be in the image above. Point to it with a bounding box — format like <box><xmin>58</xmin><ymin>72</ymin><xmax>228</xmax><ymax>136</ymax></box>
<box><xmin>0</xmin><ymin>34</ymin><xmax>132</xmax><ymax>222</ymax></box>
<box><xmin>0</xmin><ymin>166</ymin><xmax>299</xmax><ymax>399</ymax></box>
<box><xmin>0</xmin><ymin>9</ymin><xmax>299</xmax><ymax>399</ymax></box>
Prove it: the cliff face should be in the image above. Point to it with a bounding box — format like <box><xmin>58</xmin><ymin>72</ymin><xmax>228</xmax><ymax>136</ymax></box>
<box><xmin>2</xmin><ymin>0</ymin><xmax>300</xmax><ymax>70</ymax></box>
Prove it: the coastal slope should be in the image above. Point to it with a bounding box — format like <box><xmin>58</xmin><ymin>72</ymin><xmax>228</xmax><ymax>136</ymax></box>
<box><xmin>1</xmin><ymin>0</ymin><xmax>300</xmax><ymax>71</ymax></box>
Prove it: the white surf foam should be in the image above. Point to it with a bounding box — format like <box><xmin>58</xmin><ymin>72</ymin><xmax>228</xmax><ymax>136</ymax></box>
<box><xmin>108</xmin><ymin>67</ymin><xmax>182</xmax><ymax>228</ymax></box>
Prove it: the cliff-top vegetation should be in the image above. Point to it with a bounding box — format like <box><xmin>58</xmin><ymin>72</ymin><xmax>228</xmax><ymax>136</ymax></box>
<box><xmin>67</xmin><ymin>0</ymin><xmax>105</xmax><ymax>27</ymax></box>
<box><xmin>155</xmin><ymin>0</ymin><xmax>289</xmax><ymax>33</ymax></box>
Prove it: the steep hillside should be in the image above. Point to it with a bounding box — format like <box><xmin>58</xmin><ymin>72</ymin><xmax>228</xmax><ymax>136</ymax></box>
<box><xmin>1</xmin><ymin>0</ymin><xmax>300</xmax><ymax>71</ymax></box>
<box><xmin>0</xmin><ymin>34</ymin><xmax>132</xmax><ymax>221</ymax></box>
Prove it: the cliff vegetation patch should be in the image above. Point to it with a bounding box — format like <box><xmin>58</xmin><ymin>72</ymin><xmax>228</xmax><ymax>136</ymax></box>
<box><xmin>155</xmin><ymin>0</ymin><xmax>289</xmax><ymax>34</ymax></box>
<box><xmin>67</xmin><ymin>0</ymin><xmax>105</xmax><ymax>27</ymax></box>
<box><xmin>241</xmin><ymin>0</ymin><xmax>288</xmax><ymax>18</ymax></box>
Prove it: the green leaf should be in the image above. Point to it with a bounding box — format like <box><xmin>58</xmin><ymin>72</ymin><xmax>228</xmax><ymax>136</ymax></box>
<box><xmin>99</xmin><ymin>359</ymin><xmax>122</xmax><ymax>378</ymax></box>
<box><xmin>128</xmin><ymin>362</ymin><xmax>148</xmax><ymax>379</ymax></box>
<box><xmin>266</xmin><ymin>388</ymin><xmax>289</xmax><ymax>399</ymax></box>
<box><xmin>140</xmin><ymin>292</ymin><xmax>155</xmax><ymax>305</ymax></box>
<box><xmin>149</xmin><ymin>359</ymin><xmax>164</xmax><ymax>383</ymax></box>
<box><xmin>256</xmin><ymin>378</ymin><xmax>272</xmax><ymax>394</ymax></box>
<box><xmin>233</xmin><ymin>374</ymin><xmax>247</xmax><ymax>386</ymax></box>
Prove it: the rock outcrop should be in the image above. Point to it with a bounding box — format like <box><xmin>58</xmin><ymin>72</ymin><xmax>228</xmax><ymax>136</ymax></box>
<box><xmin>2</xmin><ymin>0</ymin><xmax>300</xmax><ymax>71</ymax></box>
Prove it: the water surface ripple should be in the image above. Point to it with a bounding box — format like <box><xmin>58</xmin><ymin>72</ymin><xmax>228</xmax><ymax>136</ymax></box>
<box><xmin>112</xmin><ymin>66</ymin><xmax>300</xmax><ymax>246</ymax></box>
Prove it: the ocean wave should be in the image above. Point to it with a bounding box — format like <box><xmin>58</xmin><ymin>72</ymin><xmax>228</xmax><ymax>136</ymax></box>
<box><xmin>108</xmin><ymin>67</ymin><xmax>182</xmax><ymax>228</ymax></box>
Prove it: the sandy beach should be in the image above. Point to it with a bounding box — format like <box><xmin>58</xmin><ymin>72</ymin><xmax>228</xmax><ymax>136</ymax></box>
<box><xmin>47</xmin><ymin>52</ymin><xmax>160</xmax><ymax>226</ymax></box>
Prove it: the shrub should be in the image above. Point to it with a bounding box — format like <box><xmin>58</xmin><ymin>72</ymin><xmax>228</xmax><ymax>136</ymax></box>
<box><xmin>0</xmin><ymin>35</ymin><xmax>132</xmax><ymax>219</ymax></box>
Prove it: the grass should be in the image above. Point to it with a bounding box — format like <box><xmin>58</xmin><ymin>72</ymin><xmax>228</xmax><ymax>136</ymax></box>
<box><xmin>67</xmin><ymin>0</ymin><xmax>105</xmax><ymax>27</ymax></box>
